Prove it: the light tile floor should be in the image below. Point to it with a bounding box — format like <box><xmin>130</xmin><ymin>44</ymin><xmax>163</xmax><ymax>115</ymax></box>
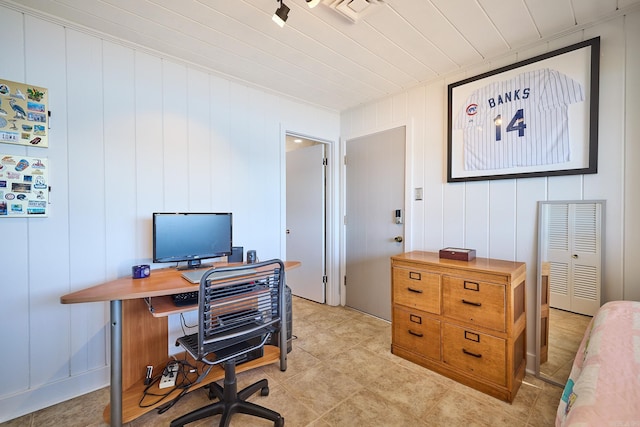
<box><xmin>540</xmin><ymin>308</ymin><xmax>592</xmax><ymax>384</ymax></box>
<box><xmin>2</xmin><ymin>297</ymin><xmax>565</xmax><ymax>426</ymax></box>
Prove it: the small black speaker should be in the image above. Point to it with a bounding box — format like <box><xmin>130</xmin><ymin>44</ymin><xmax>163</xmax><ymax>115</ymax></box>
<box><xmin>229</xmin><ymin>246</ymin><xmax>243</xmax><ymax>263</ymax></box>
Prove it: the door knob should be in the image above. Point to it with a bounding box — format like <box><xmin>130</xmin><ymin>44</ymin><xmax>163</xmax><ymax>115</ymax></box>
<box><xmin>394</xmin><ymin>236</ymin><xmax>403</xmax><ymax>242</ymax></box>
<box><xmin>286</xmin><ymin>229</ymin><xmax>291</xmax><ymax>235</ymax></box>
<box><xmin>572</xmin><ymin>254</ymin><xmax>578</xmax><ymax>259</ymax></box>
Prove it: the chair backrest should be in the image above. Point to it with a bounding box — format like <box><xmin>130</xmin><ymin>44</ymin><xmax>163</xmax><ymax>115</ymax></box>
<box><xmin>196</xmin><ymin>259</ymin><xmax>285</xmax><ymax>361</ymax></box>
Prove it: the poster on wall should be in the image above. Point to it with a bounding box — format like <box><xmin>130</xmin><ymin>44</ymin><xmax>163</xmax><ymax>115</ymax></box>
<box><xmin>0</xmin><ymin>78</ymin><xmax>48</xmax><ymax>148</ymax></box>
<box><xmin>0</xmin><ymin>154</ymin><xmax>48</xmax><ymax>217</ymax></box>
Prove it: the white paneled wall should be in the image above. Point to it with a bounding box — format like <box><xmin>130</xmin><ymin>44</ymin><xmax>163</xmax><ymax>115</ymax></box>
<box><xmin>341</xmin><ymin>11</ymin><xmax>640</xmax><ymax>371</ymax></box>
<box><xmin>0</xmin><ymin>6</ymin><xmax>339</xmax><ymax>422</ymax></box>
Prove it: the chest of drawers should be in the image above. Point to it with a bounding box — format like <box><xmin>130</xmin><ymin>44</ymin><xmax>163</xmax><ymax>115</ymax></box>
<box><xmin>391</xmin><ymin>251</ymin><xmax>526</xmax><ymax>402</ymax></box>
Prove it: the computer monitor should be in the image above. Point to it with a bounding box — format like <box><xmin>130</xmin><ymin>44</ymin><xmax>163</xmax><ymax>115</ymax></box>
<box><xmin>153</xmin><ymin>212</ymin><xmax>232</xmax><ymax>269</ymax></box>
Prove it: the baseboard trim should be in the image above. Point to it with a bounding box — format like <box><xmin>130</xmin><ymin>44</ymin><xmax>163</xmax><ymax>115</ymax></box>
<box><xmin>0</xmin><ymin>366</ymin><xmax>109</xmax><ymax>423</ymax></box>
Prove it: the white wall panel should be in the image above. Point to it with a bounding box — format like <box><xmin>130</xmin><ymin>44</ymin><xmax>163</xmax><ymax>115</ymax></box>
<box><xmin>162</xmin><ymin>61</ymin><xmax>189</xmax><ymax>212</ymax></box>
<box><xmin>584</xmin><ymin>20</ymin><xmax>626</xmax><ymax>302</ymax></box>
<box><xmin>624</xmin><ymin>11</ymin><xmax>640</xmax><ymax>301</ymax></box>
<box><xmin>65</xmin><ymin>29</ymin><xmax>108</xmax><ymax>375</ymax></box>
<box><xmin>134</xmin><ymin>52</ymin><xmax>164</xmax><ymax>262</ymax></box>
<box><xmin>24</xmin><ymin>15</ymin><xmax>71</xmax><ymax>389</ymax></box>
<box><xmin>464</xmin><ymin>182</ymin><xmax>490</xmax><ymax>256</ymax></box>
<box><xmin>488</xmin><ymin>180</ymin><xmax>517</xmax><ymax>260</ymax></box>
<box><xmin>104</xmin><ymin>42</ymin><xmax>137</xmax><ymax>279</ymax></box>
<box><xmin>187</xmin><ymin>68</ymin><xmax>212</xmax><ymax>212</ymax></box>
<box><xmin>209</xmin><ymin>75</ymin><xmax>233</xmax><ymax>211</ymax></box>
<box><xmin>0</xmin><ymin>5</ymin><xmax>29</xmax><ymax>399</ymax></box>
<box><xmin>408</xmin><ymin>86</ymin><xmax>426</xmax><ymax>250</ymax></box>
<box><xmin>422</xmin><ymin>82</ymin><xmax>445</xmax><ymax>250</ymax></box>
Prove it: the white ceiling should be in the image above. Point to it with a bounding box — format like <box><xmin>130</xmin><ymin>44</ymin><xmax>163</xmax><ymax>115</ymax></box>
<box><xmin>5</xmin><ymin>0</ymin><xmax>639</xmax><ymax>112</ymax></box>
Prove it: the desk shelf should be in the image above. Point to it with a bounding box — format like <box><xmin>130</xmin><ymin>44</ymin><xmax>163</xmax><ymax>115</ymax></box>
<box><xmin>104</xmin><ymin>345</ymin><xmax>281</xmax><ymax>424</ymax></box>
<box><xmin>146</xmin><ymin>295</ymin><xmax>197</xmax><ymax>317</ymax></box>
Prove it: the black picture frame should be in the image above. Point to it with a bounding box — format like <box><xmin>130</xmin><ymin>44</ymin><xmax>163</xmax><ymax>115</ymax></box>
<box><xmin>447</xmin><ymin>37</ymin><xmax>600</xmax><ymax>182</ymax></box>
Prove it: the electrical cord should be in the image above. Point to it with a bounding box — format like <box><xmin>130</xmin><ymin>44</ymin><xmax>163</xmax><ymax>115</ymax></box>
<box><xmin>138</xmin><ymin>358</ymin><xmax>201</xmax><ymax>411</ymax></box>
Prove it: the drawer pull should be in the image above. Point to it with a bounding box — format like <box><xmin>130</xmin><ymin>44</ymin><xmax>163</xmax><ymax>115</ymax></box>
<box><xmin>409</xmin><ymin>272</ymin><xmax>422</xmax><ymax>280</ymax></box>
<box><xmin>408</xmin><ymin>330</ymin><xmax>423</xmax><ymax>338</ymax></box>
<box><xmin>462</xmin><ymin>349</ymin><xmax>482</xmax><ymax>358</ymax></box>
<box><xmin>462</xmin><ymin>299</ymin><xmax>482</xmax><ymax>307</ymax></box>
<box><xmin>407</xmin><ymin>287</ymin><xmax>423</xmax><ymax>294</ymax></box>
<box><xmin>464</xmin><ymin>281</ymin><xmax>480</xmax><ymax>291</ymax></box>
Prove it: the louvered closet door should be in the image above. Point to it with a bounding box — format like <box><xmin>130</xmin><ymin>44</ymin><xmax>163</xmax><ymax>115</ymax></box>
<box><xmin>545</xmin><ymin>202</ymin><xmax>602</xmax><ymax>316</ymax></box>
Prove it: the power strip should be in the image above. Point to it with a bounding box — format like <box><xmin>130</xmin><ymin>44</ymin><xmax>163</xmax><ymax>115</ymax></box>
<box><xmin>159</xmin><ymin>363</ymin><xmax>179</xmax><ymax>389</ymax></box>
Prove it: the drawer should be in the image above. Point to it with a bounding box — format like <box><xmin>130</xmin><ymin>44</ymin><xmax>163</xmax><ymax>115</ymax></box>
<box><xmin>393</xmin><ymin>267</ymin><xmax>441</xmax><ymax>314</ymax></box>
<box><xmin>393</xmin><ymin>305</ymin><xmax>440</xmax><ymax>361</ymax></box>
<box><xmin>443</xmin><ymin>276</ymin><xmax>505</xmax><ymax>331</ymax></box>
<box><xmin>442</xmin><ymin>323</ymin><xmax>506</xmax><ymax>386</ymax></box>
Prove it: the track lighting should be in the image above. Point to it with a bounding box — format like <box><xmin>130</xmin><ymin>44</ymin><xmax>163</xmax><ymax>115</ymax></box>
<box><xmin>272</xmin><ymin>0</ymin><xmax>290</xmax><ymax>27</ymax></box>
<box><xmin>306</xmin><ymin>0</ymin><xmax>321</xmax><ymax>8</ymax></box>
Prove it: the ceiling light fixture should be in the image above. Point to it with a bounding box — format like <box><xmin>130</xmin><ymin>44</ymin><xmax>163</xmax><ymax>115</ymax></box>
<box><xmin>272</xmin><ymin>0</ymin><xmax>290</xmax><ymax>27</ymax></box>
<box><xmin>306</xmin><ymin>0</ymin><xmax>321</xmax><ymax>8</ymax></box>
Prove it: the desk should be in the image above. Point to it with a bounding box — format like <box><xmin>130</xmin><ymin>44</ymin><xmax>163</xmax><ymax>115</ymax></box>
<box><xmin>60</xmin><ymin>261</ymin><xmax>300</xmax><ymax>426</ymax></box>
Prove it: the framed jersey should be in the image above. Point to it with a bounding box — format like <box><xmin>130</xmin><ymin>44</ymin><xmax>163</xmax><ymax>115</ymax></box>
<box><xmin>447</xmin><ymin>37</ymin><xmax>599</xmax><ymax>182</ymax></box>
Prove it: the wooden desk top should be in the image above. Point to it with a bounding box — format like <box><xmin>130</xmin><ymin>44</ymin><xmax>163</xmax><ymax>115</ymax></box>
<box><xmin>61</xmin><ymin>261</ymin><xmax>301</xmax><ymax>304</ymax></box>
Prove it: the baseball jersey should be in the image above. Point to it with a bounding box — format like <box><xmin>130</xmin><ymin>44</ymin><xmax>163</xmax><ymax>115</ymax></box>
<box><xmin>455</xmin><ymin>68</ymin><xmax>584</xmax><ymax>171</ymax></box>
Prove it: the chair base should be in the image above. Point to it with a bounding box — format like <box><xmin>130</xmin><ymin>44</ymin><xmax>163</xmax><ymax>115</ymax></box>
<box><xmin>170</xmin><ymin>361</ymin><xmax>284</xmax><ymax>427</ymax></box>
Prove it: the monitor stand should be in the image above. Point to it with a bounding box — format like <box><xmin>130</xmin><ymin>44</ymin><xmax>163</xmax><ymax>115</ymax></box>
<box><xmin>176</xmin><ymin>260</ymin><xmax>213</xmax><ymax>270</ymax></box>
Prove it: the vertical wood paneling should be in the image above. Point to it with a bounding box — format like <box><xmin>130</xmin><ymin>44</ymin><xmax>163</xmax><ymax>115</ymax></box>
<box><xmin>624</xmin><ymin>11</ymin><xmax>640</xmax><ymax>301</ymax></box>
<box><xmin>584</xmin><ymin>20</ymin><xmax>626</xmax><ymax>302</ymax></box>
<box><xmin>442</xmin><ymin>183</ymin><xmax>465</xmax><ymax>246</ymax></box>
<box><xmin>422</xmin><ymin>83</ymin><xmax>445</xmax><ymax>250</ymax></box>
<box><xmin>24</xmin><ymin>15</ymin><xmax>71</xmax><ymax>388</ymax></box>
<box><xmin>488</xmin><ymin>180</ymin><xmax>517</xmax><ymax>260</ymax></box>
<box><xmin>376</xmin><ymin>97</ymin><xmax>393</xmax><ymax>127</ymax></box>
<box><xmin>161</xmin><ymin>61</ymin><xmax>188</xmax><ymax>212</ymax></box>
<box><xmin>464</xmin><ymin>181</ymin><xmax>490</xmax><ymax>255</ymax></box>
<box><xmin>408</xmin><ymin>86</ymin><xmax>426</xmax><ymax>250</ymax></box>
<box><xmin>66</xmin><ymin>29</ymin><xmax>108</xmax><ymax>375</ymax></box>
<box><xmin>187</xmin><ymin>68</ymin><xmax>212</xmax><ymax>212</ymax></box>
<box><xmin>209</xmin><ymin>75</ymin><xmax>232</xmax><ymax>211</ymax></box>
<box><xmin>134</xmin><ymin>52</ymin><xmax>164</xmax><ymax>261</ymax></box>
<box><xmin>103</xmin><ymin>42</ymin><xmax>136</xmax><ymax>279</ymax></box>
<box><xmin>0</xmin><ymin>6</ymin><xmax>29</xmax><ymax>398</ymax></box>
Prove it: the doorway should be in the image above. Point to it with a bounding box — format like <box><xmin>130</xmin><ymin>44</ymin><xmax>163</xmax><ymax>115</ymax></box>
<box><xmin>345</xmin><ymin>126</ymin><xmax>405</xmax><ymax>321</ymax></box>
<box><xmin>286</xmin><ymin>135</ymin><xmax>327</xmax><ymax>303</ymax></box>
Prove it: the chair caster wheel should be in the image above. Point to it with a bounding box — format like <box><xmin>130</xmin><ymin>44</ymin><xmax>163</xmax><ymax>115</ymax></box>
<box><xmin>261</xmin><ymin>386</ymin><xmax>269</xmax><ymax>396</ymax></box>
<box><xmin>275</xmin><ymin>416</ymin><xmax>284</xmax><ymax>427</ymax></box>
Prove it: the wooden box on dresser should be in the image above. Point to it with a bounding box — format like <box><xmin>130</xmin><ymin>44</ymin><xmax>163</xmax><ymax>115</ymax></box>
<box><xmin>391</xmin><ymin>251</ymin><xmax>526</xmax><ymax>402</ymax></box>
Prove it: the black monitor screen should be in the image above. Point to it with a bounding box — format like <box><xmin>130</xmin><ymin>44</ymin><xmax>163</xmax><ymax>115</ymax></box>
<box><xmin>153</xmin><ymin>212</ymin><xmax>232</xmax><ymax>268</ymax></box>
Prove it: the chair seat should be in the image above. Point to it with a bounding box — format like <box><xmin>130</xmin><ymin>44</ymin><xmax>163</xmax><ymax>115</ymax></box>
<box><xmin>177</xmin><ymin>325</ymin><xmax>275</xmax><ymax>364</ymax></box>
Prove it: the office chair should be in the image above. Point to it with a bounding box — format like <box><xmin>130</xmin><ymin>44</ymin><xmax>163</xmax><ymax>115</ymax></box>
<box><xmin>170</xmin><ymin>259</ymin><xmax>286</xmax><ymax>427</ymax></box>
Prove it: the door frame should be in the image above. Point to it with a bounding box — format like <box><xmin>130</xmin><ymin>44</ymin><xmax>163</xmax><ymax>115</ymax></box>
<box><xmin>279</xmin><ymin>127</ymin><xmax>340</xmax><ymax>306</ymax></box>
<box><xmin>340</xmin><ymin>119</ymin><xmax>414</xmax><ymax>306</ymax></box>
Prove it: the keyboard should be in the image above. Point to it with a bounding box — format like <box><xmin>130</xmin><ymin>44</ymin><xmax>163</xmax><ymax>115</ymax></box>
<box><xmin>181</xmin><ymin>268</ymin><xmax>257</xmax><ymax>284</ymax></box>
<box><xmin>174</xmin><ymin>268</ymin><xmax>259</xmax><ymax>307</ymax></box>
<box><xmin>172</xmin><ymin>291</ymin><xmax>199</xmax><ymax>306</ymax></box>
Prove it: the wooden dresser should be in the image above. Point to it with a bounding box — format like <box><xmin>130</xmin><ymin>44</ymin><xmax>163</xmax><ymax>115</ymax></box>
<box><xmin>390</xmin><ymin>251</ymin><xmax>526</xmax><ymax>402</ymax></box>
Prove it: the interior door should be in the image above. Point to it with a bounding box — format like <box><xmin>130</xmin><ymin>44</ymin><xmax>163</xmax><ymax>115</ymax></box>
<box><xmin>542</xmin><ymin>201</ymin><xmax>602</xmax><ymax>316</ymax></box>
<box><xmin>286</xmin><ymin>143</ymin><xmax>326</xmax><ymax>303</ymax></box>
<box><xmin>345</xmin><ymin>126</ymin><xmax>405</xmax><ymax>321</ymax></box>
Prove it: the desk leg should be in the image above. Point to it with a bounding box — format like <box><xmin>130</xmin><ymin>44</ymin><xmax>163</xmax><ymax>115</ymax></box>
<box><xmin>110</xmin><ymin>300</ymin><xmax>123</xmax><ymax>427</ymax></box>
